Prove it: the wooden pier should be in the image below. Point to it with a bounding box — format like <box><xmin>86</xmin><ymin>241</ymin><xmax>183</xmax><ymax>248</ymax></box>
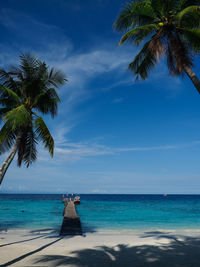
<box><xmin>60</xmin><ymin>199</ymin><xmax>82</xmax><ymax>235</ymax></box>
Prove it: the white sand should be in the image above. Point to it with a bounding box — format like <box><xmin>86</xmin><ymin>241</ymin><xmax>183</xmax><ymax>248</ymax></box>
<box><xmin>1</xmin><ymin>229</ymin><xmax>200</xmax><ymax>266</ymax></box>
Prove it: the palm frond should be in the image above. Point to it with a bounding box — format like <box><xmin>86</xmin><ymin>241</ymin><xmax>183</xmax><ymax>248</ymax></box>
<box><xmin>176</xmin><ymin>5</ymin><xmax>200</xmax><ymax>24</ymax></box>
<box><xmin>151</xmin><ymin>0</ymin><xmax>165</xmax><ymax>16</ymax></box>
<box><xmin>0</xmin><ymin>70</ymin><xmax>21</xmax><ymax>95</ymax></box>
<box><xmin>0</xmin><ymin>122</ymin><xmax>16</xmax><ymax>155</ymax></box>
<box><xmin>33</xmin><ymin>88</ymin><xmax>60</xmax><ymax>117</ymax></box>
<box><xmin>34</xmin><ymin>116</ymin><xmax>54</xmax><ymax>157</ymax></box>
<box><xmin>0</xmin><ymin>84</ymin><xmax>21</xmax><ymax>105</ymax></box>
<box><xmin>19</xmin><ymin>53</ymin><xmax>41</xmax><ymax>77</ymax></box>
<box><xmin>114</xmin><ymin>0</ymin><xmax>156</xmax><ymax>31</ymax></box>
<box><xmin>0</xmin><ymin>97</ymin><xmax>18</xmax><ymax>110</ymax></box>
<box><xmin>162</xmin><ymin>0</ymin><xmax>181</xmax><ymax>14</ymax></box>
<box><xmin>0</xmin><ymin>53</ymin><xmax>65</xmax><ymax>171</ymax></box>
<box><xmin>47</xmin><ymin>68</ymin><xmax>67</xmax><ymax>88</ymax></box>
<box><xmin>17</xmin><ymin>131</ymin><xmax>26</xmax><ymax>167</ymax></box>
<box><xmin>22</xmin><ymin>128</ymin><xmax>37</xmax><ymax>167</ymax></box>
<box><xmin>119</xmin><ymin>24</ymin><xmax>158</xmax><ymax>46</ymax></box>
<box><xmin>115</xmin><ymin>0</ymin><xmax>200</xmax><ymax>94</ymax></box>
<box><xmin>4</xmin><ymin>105</ymin><xmax>31</xmax><ymax>131</ymax></box>
<box><xmin>17</xmin><ymin>125</ymin><xmax>37</xmax><ymax>167</ymax></box>
<box><xmin>128</xmin><ymin>40</ymin><xmax>157</xmax><ymax>80</ymax></box>
<box><xmin>179</xmin><ymin>28</ymin><xmax>200</xmax><ymax>52</ymax></box>
<box><xmin>179</xmin><ymin>0</ymin><xmax>200</xmax><ymax>9</ymax></box>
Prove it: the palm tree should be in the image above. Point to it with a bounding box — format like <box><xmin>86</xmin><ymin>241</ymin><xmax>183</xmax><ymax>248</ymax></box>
<box><xmin>114</xmin><ymin>0</ymin><xmax>200</xmax><ymax>93</ymax></box>
<box><xmin>0</xmin><ymin>54</ymin><xmax>67</xmax><ymax>186</ymax></box>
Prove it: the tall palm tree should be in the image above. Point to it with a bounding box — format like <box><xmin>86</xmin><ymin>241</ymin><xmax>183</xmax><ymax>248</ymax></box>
<box><xmin>0</xmin><ymin>54</ymin><xmax>67</xmax><ymax>186</ymax></box>
<box><xmin>114</xmin><ymin>0</ymin><xmax>200</xmax><ymax>93</ymax></box>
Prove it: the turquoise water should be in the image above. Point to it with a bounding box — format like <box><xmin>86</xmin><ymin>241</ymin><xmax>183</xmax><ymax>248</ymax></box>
<box><xmin>1</xmin><ymin>194</ymin><xmax>200</xmax><ymax>232</ymax></box>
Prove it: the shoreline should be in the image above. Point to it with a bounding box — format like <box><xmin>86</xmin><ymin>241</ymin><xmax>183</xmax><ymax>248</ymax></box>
<box><xmin>2</xmin><ymin>226</ymin><xmax>200</xmax><ymax>234</ymax></box>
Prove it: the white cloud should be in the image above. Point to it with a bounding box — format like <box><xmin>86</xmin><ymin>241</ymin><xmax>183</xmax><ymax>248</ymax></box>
<box><xmin>0</xmin><ymin>11</ymin><xmax>136</xmax><ymax>120</ymax></box>
<box><xmin>38</xmin><ymin>125</ymin><xmax>200</xmax><ymax>163</ymax></box>
<box><xmin>40</xmin><ymin>44</ymin><xmax>135</xmax><ymax>112</ymax></box>
<box><xmin>0</xmin><ymin>8</ymin><xmax>184</xmax><ymax>120</ymax></box>
<box><xmin>0</xmin><ymin>8</ymin><xmax>189</xmax><ymax>168</ymax></box>
<box><xmin>54</xmin><ymin>140</ymin><xmax>199</xmax><ymax>159</ymax></box>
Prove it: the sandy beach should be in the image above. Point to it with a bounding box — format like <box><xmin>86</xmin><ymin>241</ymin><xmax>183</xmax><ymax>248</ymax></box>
<box><xmin>1</xmin><ymin>229</ymin><xmax>200</xmax><ymax>266</ymax></box>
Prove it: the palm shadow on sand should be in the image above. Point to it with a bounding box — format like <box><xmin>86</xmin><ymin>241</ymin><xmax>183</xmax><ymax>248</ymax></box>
<box><xmin>0</xmin><ymin>228</ymin><xmax>60</xmax><ymax>248</ymax></box>
<box><xmin>34</xmin><ymin>233</ymin><xmax>200</xmax><ymax>267</ymax></box>
<box><xmin>0</xmin><ymin>225</ymin><xmax>96</xmax><ymax>266</ymax></box>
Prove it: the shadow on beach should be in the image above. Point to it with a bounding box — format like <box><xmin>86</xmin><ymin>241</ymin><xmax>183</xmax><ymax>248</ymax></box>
<box><xmin>0</xmin><ymin>228</ymin><xmax>60</xmax><ymax>248</ymax></box>
<box><xmin>81</xmin><ymin>225</ymin><xmax>97</xmax><ymax>235</ymax></box>
<box><xmin>0</xmin><ymin>236</ymin><xmax>64</xmax><ymax>267</ymax></box>
<box><xmin>0</xmin><ymin>225</ymin><xmax>97</xmax><ymax>266</ymax></box>
<box><xmin>3</xmin><ymin>230</ymin><xmax>200</xmax><ymax>266</ymax></box>
<box><xmin>0</xmin><ymin>229</ymin><xmax>75</xmax><ymax>267</ymax></box>
<box><xmin>34</xmin><ymin>233</ymin><xmax>200</xmax><ymax>267</ymax></box>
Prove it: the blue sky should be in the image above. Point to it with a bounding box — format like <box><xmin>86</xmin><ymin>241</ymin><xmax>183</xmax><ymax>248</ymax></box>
<box><xmin>1</xmin><ymin>0</ymin><xmax>200</xmax><ymax>194</ymax></box>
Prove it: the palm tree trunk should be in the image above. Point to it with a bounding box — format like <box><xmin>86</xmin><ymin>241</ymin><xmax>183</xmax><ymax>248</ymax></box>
<box><xmin>0</xmin><ymin>136</ymin><xmax>20</xmax><ymax>186</ymax></box>
<box><xmin>184</xmin><ymin>65</ymin><xmax>200</xmax><ymax>94</ymax></box>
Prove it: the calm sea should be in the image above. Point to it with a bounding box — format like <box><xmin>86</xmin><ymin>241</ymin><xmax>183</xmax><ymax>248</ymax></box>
<box><xmin>1</xmin><ymin>194</ymin><xmax>200</xmax><ymax>232</ymax></box>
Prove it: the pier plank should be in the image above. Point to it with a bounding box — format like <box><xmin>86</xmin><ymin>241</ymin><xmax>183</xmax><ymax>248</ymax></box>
<box><xmin>60</xmin><ymin>200</ymin><xmax>82</xmax><ymax>235</ymax></box>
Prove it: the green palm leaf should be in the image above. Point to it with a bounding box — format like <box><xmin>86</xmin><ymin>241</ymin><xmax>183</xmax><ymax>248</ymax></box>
<box><xmin>0</xmin><ymin>123</ymin><xmax>16</xmax><ymax>155</ymax></box>
<box><xmin>0</xmin><ymin>84</ymin><xmax>21</xmax><ymax>105</ymax></box>
<box><xmin>114</xmin><ymin>1</ymin><xmax>156</xmax><ymax>31</ymax></box>
<box><xmin>0</xmin><ymin>69</ymin><xmax>21</xmax><ymax>95</ymax></box>
<box><xmin>47</xmin><ymin>68</ymin><xmax>67</xmax><ymax>88</ymax></box>
<box><xmin>34</xmin><ymin>88</ymin><xmax>60</xmax><ymax>117</ymax></box>
<box><xmin>34</xmin><ymin>116</ymin><xmax>54</xmax><ymax>157</ymax></box>
<box><xmin>114</xmin><ymin>0</ymin><xmax>200</xmax><ymax>90</ymax></box>
<box><xmin>17</xmin><ymin>125</ymin><xmax>37</xmax><ymax>167</ymax></box>
<box><xmin>0</xmin><ymin>54</ymin><xmax>66</xmax><ymax>186</ymax></box>
<box><xmin>129</xmin><ymin>41</ymin><xmax>157</xmax><ymax>80</ymax></box>
<box><xmin>119</xmin><ymin>24</ymin><xmax>158</xmax><ymax>46</ymax></box>
<box><xmin>180</xmin><ymin>28</ymin><xmax>200</xmax><ymax>52</ymax></box>
<box><xmin>176</xmin><ymin>5</ymin><xmax>200</xmax><ymax>22</ymax></box>
<box><xmin>19</xmin><ymin>54</ymin><xmax>41</xmax><ymax>78</ymax></box>
<box><xmin>179</xmin><ymin>0</ymin><xmax>200</xmax><ymax>9</ymax></box>
<box><xmin>4</xmin><ymin>105</ymin><xmax>31</xmax><ymax>131</ymax></box>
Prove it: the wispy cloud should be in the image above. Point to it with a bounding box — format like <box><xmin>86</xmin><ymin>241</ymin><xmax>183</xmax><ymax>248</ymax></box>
<box><xmin>0</xmin><ymin>8</ymin><xmax>137</xmax><ymax>119</ymax></box>
<box><xmin>0</xmin><ymin>8</ymin><xmax>68</xmax><ymax>47</ymax></box>
<box><xmin>0</xmin><ymin>8</ymin><xmax>184</xmax><ymax>118</ymax></box>
<box><xmin>38</xmin><ymin>125</ymin><xmax>200</xmax><ymax>163</ymax></box>
<box><xmin>0</xmin><ymin>8</ymin><xmax>188</xmax><ymax>165</ymax></box>
<box><xmin>54</xmin><ymin>140</ymin><xmax>200</xmax><ymax>159</ymax></box>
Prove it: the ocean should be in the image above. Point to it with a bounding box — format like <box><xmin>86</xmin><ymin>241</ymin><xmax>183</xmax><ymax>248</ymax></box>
<box><xmin>1</xmin><ymin>194</ymin><xmax>200</xmax><ymax>233</ymax></box>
